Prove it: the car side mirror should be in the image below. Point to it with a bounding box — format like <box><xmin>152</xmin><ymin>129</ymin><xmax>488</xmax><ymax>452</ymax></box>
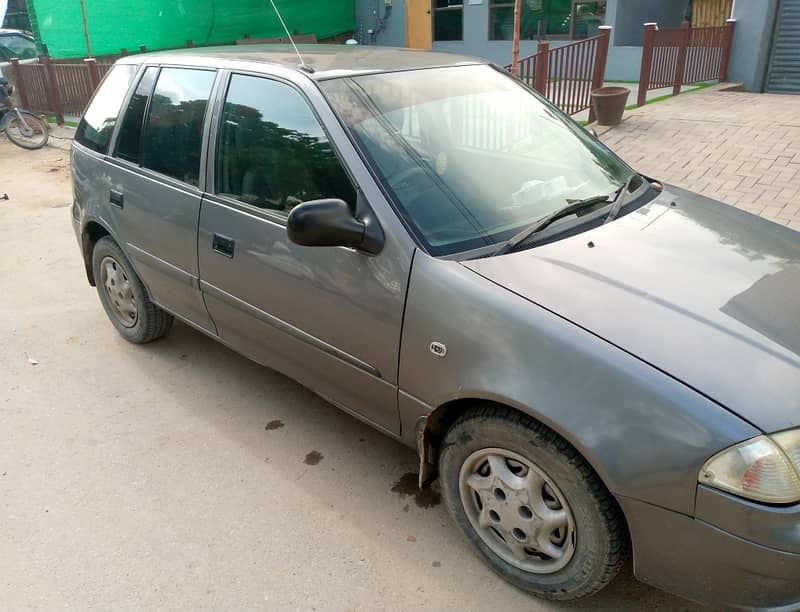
<box><xmin>287</xmin><ymin>198</ymin><xmax>384</xmax><ymax>255</ymax></box>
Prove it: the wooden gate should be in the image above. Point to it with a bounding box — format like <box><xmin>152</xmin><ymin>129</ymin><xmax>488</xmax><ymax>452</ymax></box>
<box><xmin>691</xmin><ymin>0</ymin><xmax>734</xmax><ymax>27</ymax></box>
<box><xmin>637</xmin><ymin>19</ymin><xmax>736</xmax><ymax>107</ymax></box>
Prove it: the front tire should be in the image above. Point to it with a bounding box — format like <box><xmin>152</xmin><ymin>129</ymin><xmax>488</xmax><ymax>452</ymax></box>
<box><xmin>91</xmin><ymin>237</ymin><xmax>173</xmax><ymax>344</ymax></box>
<box><xmin>3</xmin><ymin>110</ymin><xmax>49</xmax><ymax>149</ymax></box>
<box><xmin>439</xmin><ymin>404</ymin><xmax>628</xmax><ymax>601</ymax></box>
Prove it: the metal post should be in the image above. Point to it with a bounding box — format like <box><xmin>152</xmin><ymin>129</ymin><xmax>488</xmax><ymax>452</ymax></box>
<box><xmin>637</xmin><ymin>23</ymin><xmax>657</xmax><ymax>107</ymax></box>
<box><xmin>533</xmin><ymin>41</ymin><xmax>549</xmax><ymax>95</ymax></box>
<box><xmin>9</xmin><ymin>58</ymin><xmax>30</xmax><ymax>109</ymax></box>
<box><xmin>511</xmin><ymin>0</ymin><xmax>522</xmax><ymax>74</ymax></box>
<box><xmin>40</xmin><ymin>55</ymin><xmax>65</xmax><ymax>126</ymax></box>
<box><xmin>79</xmin><ymin>0</ymin><xmax>93</xmax><ymax>57</ymax></box>
<box><xmin>673</xmin><ymin>20</ymin><xmax>690</xmax><ymax>97</ymax></box>
<box><xmin>719</xmin><ymin>19</ymin><xmax>736</xmax><ymax>81</ymax></box>
<box><xmin>588</xmin><ymin>25</ymin><xmax>612</xmax><ymax>123</ymax></box>
<box><xmin>84</xmin><ymin>57</ymin><xmax>100</xmax><ymax>90</ymax></box>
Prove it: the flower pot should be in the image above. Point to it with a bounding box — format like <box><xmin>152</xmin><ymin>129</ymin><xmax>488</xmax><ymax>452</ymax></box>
<box><xmin>591</xmin><ymin>86</ymin><xmax>630</xmax><ymax>126</ymax></box>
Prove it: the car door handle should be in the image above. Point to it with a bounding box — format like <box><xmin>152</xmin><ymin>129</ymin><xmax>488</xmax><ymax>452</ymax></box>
<box><xmin>109</xmin><ymin>189</ymin><xmax>124</xmax><ymax>208</ymax></box>
<box><xmin>212</xmin><ymin>233</ymin><xmax>235</xmax><ymax>258</ymax></box>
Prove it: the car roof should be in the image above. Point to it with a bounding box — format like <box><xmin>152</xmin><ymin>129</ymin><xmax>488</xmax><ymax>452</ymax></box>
<box><xmin>116</xmin><ymin>44</ymin><xmax>488</xmax><ymax>80</ymax></box>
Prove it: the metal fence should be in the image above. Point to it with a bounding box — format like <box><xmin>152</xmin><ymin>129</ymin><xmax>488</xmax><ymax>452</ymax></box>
<box><xmin>505</xmin><ymin>27</ymin><xmax>611</xmax><ymax>123</ymax></box>
<box><xmin>637</xmin><ymin>19</ymin><xmax>736</xmax><ymax>106</ymax></box>
<box><xmin>7</xmin><ymin>35</ymin><xmax>340</xmax><ymax>125</ymax></box>
<box><xmin>11</xmin><ymin>56</ymin><xmax>112</xmax><ymax>124</ymax></box>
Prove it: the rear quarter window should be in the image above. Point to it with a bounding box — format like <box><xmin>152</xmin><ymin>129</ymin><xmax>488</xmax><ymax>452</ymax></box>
<box><xmin>75</xmin><ymin>65</ymin><xmax>137</xmax><ymax>154</ymax></box>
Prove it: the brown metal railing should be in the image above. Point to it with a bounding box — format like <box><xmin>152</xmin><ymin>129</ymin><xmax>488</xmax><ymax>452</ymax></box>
<box><xmin>505</xmin><ymin>27</ymin><xmax>611</xmax><ymax>123</ymax></box>
<box><xmin>637</xmin><ymin>19</ymin><xmax>736</xmax><ymax>107</ymax></box>
<box><xmin>11</xmin><ymin>55</ymin><xmax>109</xmax><ymax>125</ymax></box>
<box><xmin>6</xmin><ymin>34</ymin><xmax>313</xmax><ymax>126</ymax></box>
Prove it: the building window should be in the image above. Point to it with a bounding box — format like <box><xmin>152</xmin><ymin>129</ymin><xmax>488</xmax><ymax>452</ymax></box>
<box><xmin>434</xmin><ymin>0</ymin><xmax>464</xmax><ymax>41</ymax></box>
<box><xmin>570</xmin><ymin>1</ymin><xmax>606</xmax><ymax>39</ymax></box>
<box><xmin>489</xmin><ymin>0</ymin><xmax>605</xmax><ymax>40</ymax></box>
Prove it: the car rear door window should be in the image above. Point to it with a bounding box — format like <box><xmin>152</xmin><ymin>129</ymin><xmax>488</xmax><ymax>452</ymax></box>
<box><xmin>140</xmin><ymin>67</ymin><xmax>216</xmax><ymax>187</ymax></box>
<box><xmin>114</xmin><ymin>66</ymin><xmax>157</xmax><ymax>164</ymax></box>
<box><xmin>215</xmin><ymin>74</ymin><xmax>355</xmax><ymax>215</ymax></box>
<box><xmin>74</xmin><ymin>64</ymin><xmax>137</xmax><ymax>154</ymax></box>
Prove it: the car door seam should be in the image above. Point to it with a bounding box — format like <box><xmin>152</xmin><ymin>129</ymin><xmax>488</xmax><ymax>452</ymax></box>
<box><xmin>200</xmin><ymin>280</ymin><xmax>383</xmax><ymax>379</ymax></box>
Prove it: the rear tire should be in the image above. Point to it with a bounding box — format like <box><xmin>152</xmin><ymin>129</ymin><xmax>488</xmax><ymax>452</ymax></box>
<box><xmin>439</xmin><ymin>404</ymin><xmax>628</xmax><ymax>601</ymax></box>
<box><xmin>3</xmin><ymin>110</ymin><xmax>49</xmax><ymax>150</ymax></box>
<box><xmin>91</xmin><ymin>237</ymin><xmax>173</xmax><ymax>344</ymax></box>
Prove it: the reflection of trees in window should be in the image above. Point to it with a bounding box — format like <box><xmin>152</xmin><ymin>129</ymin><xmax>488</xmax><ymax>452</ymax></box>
<box><xmin>217</xmin><ymin>101</ymin><xmax>355</xmax><ymax>213</ymax></box>
<box><xmin>142</xmin><ymin>94</ymin><xmax>210</xmax><ymax>186</ymax></box>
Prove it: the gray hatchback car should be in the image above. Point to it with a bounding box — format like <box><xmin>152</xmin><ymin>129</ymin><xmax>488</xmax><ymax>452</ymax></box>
<box><xmin>71</xmin><ymin>46</ymin><xmax>800</xmax><ymax>610</ymax></box>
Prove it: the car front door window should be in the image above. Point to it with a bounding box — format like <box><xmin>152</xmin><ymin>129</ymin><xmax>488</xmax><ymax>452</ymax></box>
<box><xmin>215</xmin><ymin>74</ymin><xmax>356</xmax><ymax>216</ymax></box>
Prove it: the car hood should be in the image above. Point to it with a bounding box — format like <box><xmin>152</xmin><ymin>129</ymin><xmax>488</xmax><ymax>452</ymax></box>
<box><xmin>463</xmin><ymin>186</ymin><xmax>800</xmax><ymax>433</ymax></box>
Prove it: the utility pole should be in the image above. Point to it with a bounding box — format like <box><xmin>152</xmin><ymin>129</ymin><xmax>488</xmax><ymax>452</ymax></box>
<box><xmin>80</xmin><ymin>0</ymin><xmax>93</xmax><ymax>57</ymax></box>
<box><xmin>510</xmin><ymin>0</ymin><xmax>522</xmax><ymax>73</ymax></box>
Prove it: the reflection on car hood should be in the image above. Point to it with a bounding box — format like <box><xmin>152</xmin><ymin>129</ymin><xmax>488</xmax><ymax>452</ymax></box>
<box><xmin>463</xmin><ymin>186</ymin><xmax>800</xmax><ymax>433</ymax></box>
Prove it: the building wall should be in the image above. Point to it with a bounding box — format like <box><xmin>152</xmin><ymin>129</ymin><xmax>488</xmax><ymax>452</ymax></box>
<box><xmin>355</xmin><ymin>0</ymin><xmax>688</xmax><ymax>81</ymax></box>
<box><xmin>613</xmin><ymin>0</ymin><xmax>688</xmax><ymax>46</ymax></box>
<box><xmin>728</xmin><ymin>0</ymin><xmax>780</xmax><ymax>92</ymax></box>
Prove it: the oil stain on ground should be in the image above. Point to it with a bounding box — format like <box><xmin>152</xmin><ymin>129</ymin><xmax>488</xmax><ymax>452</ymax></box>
<box><xmin>304</xmin><ymin>450</ymin><xmax>323</xmax><ymax>465</ymax></box>
<box><xmin>265</xmin><ymin>419</ymin><xmax>284</xmax><ymax>431</ymax></box>
<box><xmin>391</xmin><ymin>472</ymin><xmax>441</xmax><ymax>509</ymax></box>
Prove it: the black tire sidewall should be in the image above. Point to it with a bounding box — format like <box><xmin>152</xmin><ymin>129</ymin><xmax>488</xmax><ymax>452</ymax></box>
<box><xmin>92</xmin><ymin>238</ymin><xmax>155</xmax><ymax>343</ymax></box>
<box><xmin>440</xmin><ymin>415</ymin><xmax>618</xmax><ymax>599</ymax></box>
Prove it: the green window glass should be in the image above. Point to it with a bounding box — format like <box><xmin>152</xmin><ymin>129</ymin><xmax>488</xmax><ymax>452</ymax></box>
<box><xmin>489</xmin><ymin>0</ymin><xmax>578</xmax><ymax>40</ymax></box>
<box><xmin>434</xmin><ymin>0</ymin><xmax>464</xmax><ymax>41</ymax></box>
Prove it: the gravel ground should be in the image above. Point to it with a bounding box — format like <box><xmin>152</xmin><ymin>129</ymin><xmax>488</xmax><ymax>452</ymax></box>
<box><xmin>0</xmin><ymin>138</ymin><xmax>708</xmax><ymax>611</ymax></box>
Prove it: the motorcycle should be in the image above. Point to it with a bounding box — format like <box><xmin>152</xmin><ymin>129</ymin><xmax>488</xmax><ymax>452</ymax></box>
<box><xmin>0</xmin><ymin>77</ymin><xmax>49</xmax><ymax>150</ymax></box>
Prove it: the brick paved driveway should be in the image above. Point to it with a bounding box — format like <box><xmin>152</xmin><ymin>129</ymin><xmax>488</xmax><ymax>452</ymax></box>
<box><xmin>598</xmin><ymin>84</ymin><xmax>800</xmax><ymax>233</ymax></box>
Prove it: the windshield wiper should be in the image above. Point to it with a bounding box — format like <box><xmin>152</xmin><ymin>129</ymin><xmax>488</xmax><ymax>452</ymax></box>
<box><xmin>603</xmin><ymin>172</ymin><xmax>642</xmax><ymax>225</ymax></box>
<box><xmin>491</xmin><ymin>194</ymin><xmax>611</xmax><ymax>256</ymax></box>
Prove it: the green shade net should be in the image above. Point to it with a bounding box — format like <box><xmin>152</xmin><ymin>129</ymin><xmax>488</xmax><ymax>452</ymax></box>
<box><xmin>27</xmin><ymin>0</ymin><xmax>355</xmax><ymax>58</ymax></box>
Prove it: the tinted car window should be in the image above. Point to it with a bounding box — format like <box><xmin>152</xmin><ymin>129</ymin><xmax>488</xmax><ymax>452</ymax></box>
<box><xmin>74</xmin><ymin>65</ymin><xmax>137</xmax><ymax>154</ymax></box>
<box><xmin>114</xmin><ymin>66</ymin><xmax>157</xmax><ymax>164</ymax></box>
<box><xmin>216</xmin><ymin>74</ymin><xmax>355</xmax><ymax>215</ymax></box>
<box><xmin>0</xmin><ymin>34</ymin><xmax>37</xmax><ymax>59</ymax></box>
<box><xmin>141</xmin><ymin>68</ymin><xmax>216</xmax><ymax>187</ymax></box>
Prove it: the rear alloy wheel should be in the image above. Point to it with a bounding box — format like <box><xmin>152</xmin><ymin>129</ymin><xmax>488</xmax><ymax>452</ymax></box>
<box><xmin>99</xmin><ymin>256</ymin><xmax>138</xmax><ymax>328</ymax></box>
<box><xmin>91</xmin><ymin>237</ymin><xmax>173</xmax><ymax>344</ymax></box>
<box><xmin>440</xmin><ymin>405</ymin><xmax>628</xmax><ymax>600</ymax></box>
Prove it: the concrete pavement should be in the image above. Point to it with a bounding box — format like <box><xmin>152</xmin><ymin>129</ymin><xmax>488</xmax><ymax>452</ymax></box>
<box><xmin>597</xmin><ymin>83</ymin><xmax>800</xmax><ymax>232</ymax></box>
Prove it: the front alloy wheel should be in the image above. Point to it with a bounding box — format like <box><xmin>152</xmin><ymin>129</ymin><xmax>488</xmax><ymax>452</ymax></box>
<box><xmin>459</xmin><ymin>448</ymin><xmax>576</xmax><ymax>574</ymax></box>
<box><xmin>440</xmin><ymin>405</ymin><xmax>628</xmax><ymax>601</ymax></box>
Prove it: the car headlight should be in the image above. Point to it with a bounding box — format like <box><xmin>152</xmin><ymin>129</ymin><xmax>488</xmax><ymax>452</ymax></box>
<box><xmin>699</xmin><ymin>429</ymin><xmax>800</xmax><ymax>504</ymax></box>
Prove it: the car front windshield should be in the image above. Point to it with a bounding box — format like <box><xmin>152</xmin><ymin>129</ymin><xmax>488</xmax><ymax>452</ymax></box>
<box><xmin>321</xmin><ymin>64</ymin><xmax>632</xmax><ymax>256</ymax></box>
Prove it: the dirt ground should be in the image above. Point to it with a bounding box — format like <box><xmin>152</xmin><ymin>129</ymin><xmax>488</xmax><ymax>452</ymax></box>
<box><xmin>0</xmin><ymin>138</ymin><xmax>708</xmax><ymax>611</ymax></box>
